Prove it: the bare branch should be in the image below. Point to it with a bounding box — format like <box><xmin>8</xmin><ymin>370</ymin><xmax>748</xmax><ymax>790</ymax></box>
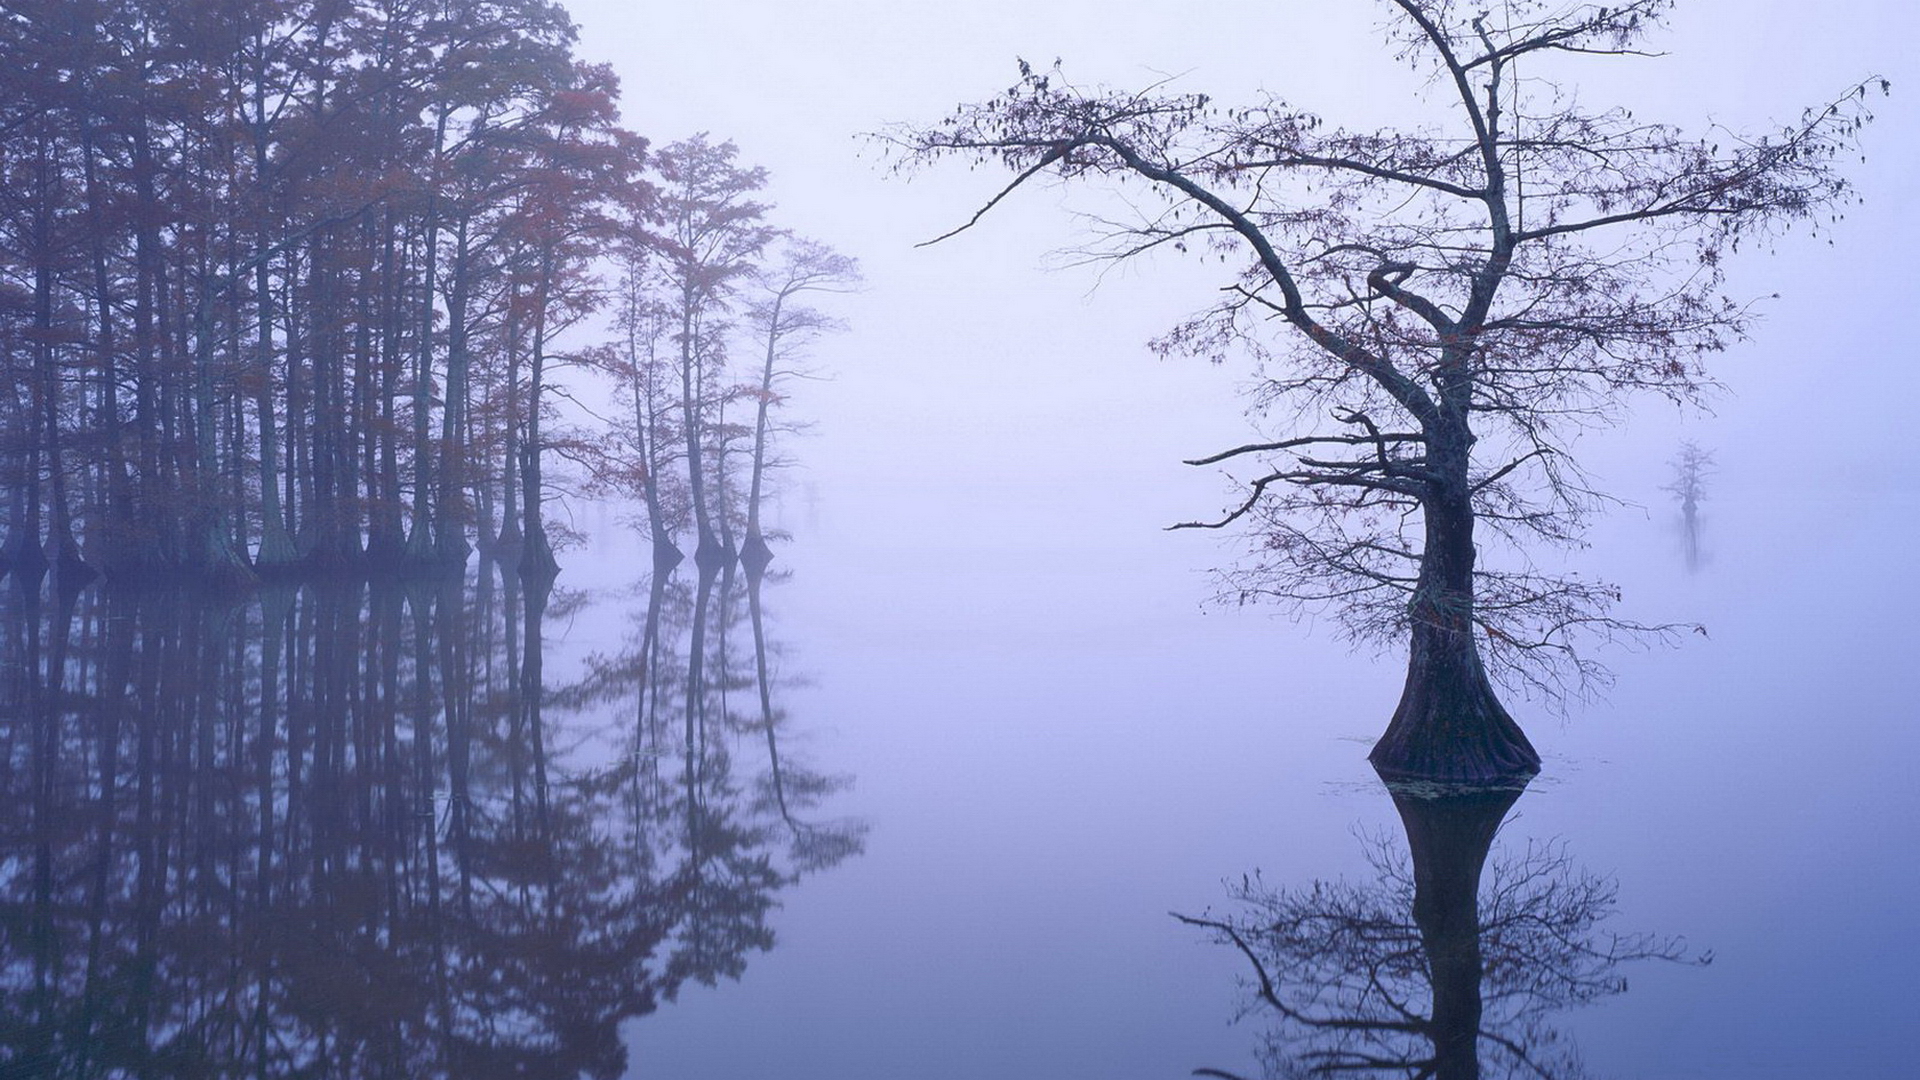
<box><xmin>1184</xmin><ymin>429</ymin><xmax>1424</xmax><ymax>467</ymax></box>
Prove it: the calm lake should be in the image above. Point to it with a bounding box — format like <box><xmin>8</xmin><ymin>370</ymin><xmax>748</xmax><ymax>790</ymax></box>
<box><xmin>3</xmin><ymin>1</ymin><xmax>1915</xmax><ymax>1076</ymax></box>
<box><xmin>5</xmin><ymin>466</ymin><xmax>1914</xmax><ymax>1078</ymax></box>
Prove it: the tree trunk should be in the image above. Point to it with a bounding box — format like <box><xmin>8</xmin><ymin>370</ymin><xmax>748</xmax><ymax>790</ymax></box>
<box><xmin>2</xmin><ymin>379</ymin><xmax>48</xmax><ymax>584</ymax></box>
<box><xmin>518</xmin><ymin>256</ymin><xmax>558</xmax><ymax>584</ymax></box>
<box><xmin>191</xmin><ymin>289</ymin><xmax>255</xmax><ymax>588</ymax></box>
<box><xmin>436</xmin><ymin>214</ymin><xmax>475</xmax><ymax>568</ymax></box>
<box><xmin>1371</xmin><ymin>433</ymin><xmax>1538</xmax><ymax>784</ymax></box>
<box><xmin>366</xmin><ymin>218</ymin><xmax>406</xmax><ymax>567</ymax></box>
<box><xmin>251</xmin><ymin>74</ymin><xmax>294</xmax><ymax>572</ymax></box>
<box><xmin>80</xmin><ymin>102</ymin><xmax>134</xmax><ymax>582</ymax></box>
<box><xmin>405</xmin><ymin>112</ymin><xmax>448</xmax><ymax>566</ymax></box>
<box><xmin>679</xmin><ymin>302</ymin><xmax>725</xmax><ymax>567</ymax></box>
<box><xmin>255</xmin><ymin>253</ymin><xmax>296</xmax><ymax>570</ymax></box>
<box><xmin>740</xmin><ymin>295</ymin><xmax>781</xmax><ymax>574</ymax></box>
<box><xmin>1681</xmin><ymin>495</ymin><xmax>1700</xmax><ymax>572</ymax></box>
<box><xmin>629</xmin><ymin>359</ymin><xmax>679</xmax><ymax>562</ymax></box>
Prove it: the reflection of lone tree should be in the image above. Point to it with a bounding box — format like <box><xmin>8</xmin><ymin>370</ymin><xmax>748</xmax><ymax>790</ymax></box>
<box><xmin>890</xmin><ymin>0</ymin><xmax>1879</xmax><ymax>782</ymax></box>
<box><xmin>1180</xmin><ymin>785</ymin><xmax>1704</xmax><ymax>1080</ymax></box>
<box><xmin>1663</xmin><ymin>442</ymin><xmax>1714</xmax><ymax>572</ymax></box>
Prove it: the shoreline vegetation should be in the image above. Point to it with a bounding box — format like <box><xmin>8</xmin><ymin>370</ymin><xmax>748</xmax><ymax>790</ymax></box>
<box><xmin>0</xmin><ymin>1</ymin><xmax>851</xmax><ymax>595</ymax></box>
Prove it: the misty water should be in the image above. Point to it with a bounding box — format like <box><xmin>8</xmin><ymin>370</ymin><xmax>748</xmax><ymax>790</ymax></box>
<box><xmin>5</xmin><ymin>1</ymin><xmax>1917</xmax><ymax>1077</ymax></box>
<box><xmin>6</xmin><ymin>466</ymin><xmax>1915</xmax><ymax>1079</ymax></box>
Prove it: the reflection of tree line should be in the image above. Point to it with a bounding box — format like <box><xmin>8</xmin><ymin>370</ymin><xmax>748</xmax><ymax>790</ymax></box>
<box><xmin>0</xmin><ymin>558</ymin><xmax>860</xmax><ymax>1078</ymax></box>
<box><xmin>1188</xmin><ymin>782</ymin><xmax>1703</xmax><ymax>1080</ymax></box>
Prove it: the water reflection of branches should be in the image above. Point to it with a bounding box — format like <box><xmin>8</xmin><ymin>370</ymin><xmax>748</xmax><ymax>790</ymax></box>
<box><xmin>1183</xmin><ymin>789</ymin><xmax>1704</xmax><ymax>1080</ymax></box>
<box><xmin>560</xmin><ymin>560</ymin><xmax>865</xmax><ymax>884</ymax></box>
<box><xmin>0</xmin><ymin>556</ymin><xmax>861</xmax><ymax>1078</ymax></box>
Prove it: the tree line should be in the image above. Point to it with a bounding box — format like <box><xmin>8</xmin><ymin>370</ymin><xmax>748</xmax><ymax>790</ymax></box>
<box><xmin>0</xmin><ymin>0</ymin><xmax>849</xmax><ymax>590</ymax></box>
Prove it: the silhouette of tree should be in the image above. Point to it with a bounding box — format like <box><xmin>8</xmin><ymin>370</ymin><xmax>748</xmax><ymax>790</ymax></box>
<box><xmin>644</xmin><ymin>136</ymin><xmax>779</xmax><ymax>569</ymax></box>
<box><xmin>887</xmin><ymin>0</ymin><xmax>1880</xmax><ymax>781</ymax></box>
<box><xmin>739</xmin><ymin>239</ymin><xmax>860</xmax><ymax>573</ymax></box>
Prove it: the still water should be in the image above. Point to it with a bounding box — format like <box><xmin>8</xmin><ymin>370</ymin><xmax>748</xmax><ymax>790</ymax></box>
<box><xmin>0</xmin><ymin>556</ymin><xmax>859</xmax><ymax>1079</ymax></box>
<box><xmin>3</xmin><ymin>483</ymin><xmax>1916</xmax><ymax>1079</ymax></box>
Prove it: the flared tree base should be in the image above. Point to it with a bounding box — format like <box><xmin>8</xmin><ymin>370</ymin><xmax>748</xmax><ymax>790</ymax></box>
<box><xmin>518</xmin><ymin>525</ymin><xmax>559</xmax><ymax>584</ymax></box>
<box><xmin>692</xmin><ymin>534</ymin><xmax>734</xmax><ymax>573</ymax></box>
<box><xmin>0</xmin><ymin>529</ymin><xmax>49</xmax><ymax>585</ymax></box>
<box><xmin>1370</xmin><ymin>642</ymin><xmax>1540</xmax><ymax>786</ymax></box>
<box><xmin>255</xmin><ymin>521</ymin><xmax>300</xmax><ymax>573</ymax></box>
<box><xmin>652</xmin><ymin>537</ymin><xmax>684</xmax><ymax>572</ymax></box>
<box><xmin>740</xmin><ymin>530</ymin><xmax>773</xmax><ymax>579</ymax></box>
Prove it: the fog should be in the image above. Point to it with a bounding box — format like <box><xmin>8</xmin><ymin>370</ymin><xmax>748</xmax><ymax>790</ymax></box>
<box><xmin>539</xmin><ymin>2</ymin><xmax>1920</xmax><ymax>1077</ymax></box>
<box><xmin>4</xmin><ymin>1</ymin><xmax>1914</xmax><ymax>1077</ymax></box>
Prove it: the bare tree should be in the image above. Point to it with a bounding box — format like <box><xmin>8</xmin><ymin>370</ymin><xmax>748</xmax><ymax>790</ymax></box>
<box><xmin>650</xmin><ymin>136</ymin><xmax>779</xmax><ymax>569</ymax></box>
<box><xmin>886</xmin><ymin>0</ymin><xmax>1880</xmax><ymax>781</ymax></box>
<box><xmin>1663</xmin><ymin>440</ymin><xmax>1714</xmax><ymax>572</ymax></box>
<box><xmin>740</xmin><ymin>238</ymin><xmax>860</xmax><ymax>571</ymax></box>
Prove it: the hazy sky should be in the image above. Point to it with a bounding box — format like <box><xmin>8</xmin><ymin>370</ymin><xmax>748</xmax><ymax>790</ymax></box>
<box><xmin>555</xmin><ymin>0</ymin><xmax>1920</xmax><ymax>561</ymax></box>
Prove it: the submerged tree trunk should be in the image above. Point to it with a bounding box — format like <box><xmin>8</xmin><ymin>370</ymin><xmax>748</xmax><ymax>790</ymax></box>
<box><xmin>1371</xmin><ymin>427</ymin><xmax>1538</xmax><ymax>785</ymax></box>
<box><xmin>740</xmin><ymin>291</ymin><xmax>782</xmax><ymax>574</ymax></box>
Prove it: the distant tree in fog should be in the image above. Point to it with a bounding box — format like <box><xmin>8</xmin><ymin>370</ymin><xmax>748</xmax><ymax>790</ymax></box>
<box><xmin>1664</xmin><ymin>441</ymin><xmax>1714</xmax><ymax>572</ymax></box>
<box><xmin>886</xmin><ymin>0</ymin><xmax>1879</xmax><ymax>782</ymax></box>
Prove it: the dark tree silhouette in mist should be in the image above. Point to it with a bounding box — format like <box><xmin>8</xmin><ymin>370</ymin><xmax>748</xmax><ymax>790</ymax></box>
<box><xmin>887</xmin><ymin>0</ymin><xmax>1880</xmax><ymax>782</ymax></box>
<box><xmin>0</xmin><ymin>0</ymin><xmax>649</xmax><ymax>587</ymax></box>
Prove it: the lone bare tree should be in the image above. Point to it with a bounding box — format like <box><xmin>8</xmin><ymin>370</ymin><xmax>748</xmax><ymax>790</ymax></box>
<box><xmin>887</xmin><ymin>0</ymin><xmax>1879</xmax><ymax>782</ymax></box>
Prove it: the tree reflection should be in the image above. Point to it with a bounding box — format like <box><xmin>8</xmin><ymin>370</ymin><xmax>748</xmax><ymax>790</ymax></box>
<box><xmin>1184</xmin><ymin>783</ymin><xmax>1702</xmax><ymax>1080</ymax></box>
<box><xmin>0</xmin><ymin>557</ymin><xmax>860</xmax><ymax>1078</ymax></box>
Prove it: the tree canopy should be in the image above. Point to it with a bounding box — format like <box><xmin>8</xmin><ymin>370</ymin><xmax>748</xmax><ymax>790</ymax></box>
<box><xmin>888</xmin><ymin>0</ymin><xmax>1880</xmax><ymax>780</ymax></box>
<box><xmin>0</xmin><ymin>0</ymin><xmax>850</xmax><ymax>591</ymax></box>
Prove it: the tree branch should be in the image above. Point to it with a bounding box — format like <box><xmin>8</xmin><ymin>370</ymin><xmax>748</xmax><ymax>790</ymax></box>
<box><xmin>914</xmin><ymin>141</ymin><xmax>1070</xmax><ymax>247</ymax></box>
<box><xmin>1184</xmin><ymin>429</ymin><xmax>1424</xmax><ymax>467</ymax></box>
